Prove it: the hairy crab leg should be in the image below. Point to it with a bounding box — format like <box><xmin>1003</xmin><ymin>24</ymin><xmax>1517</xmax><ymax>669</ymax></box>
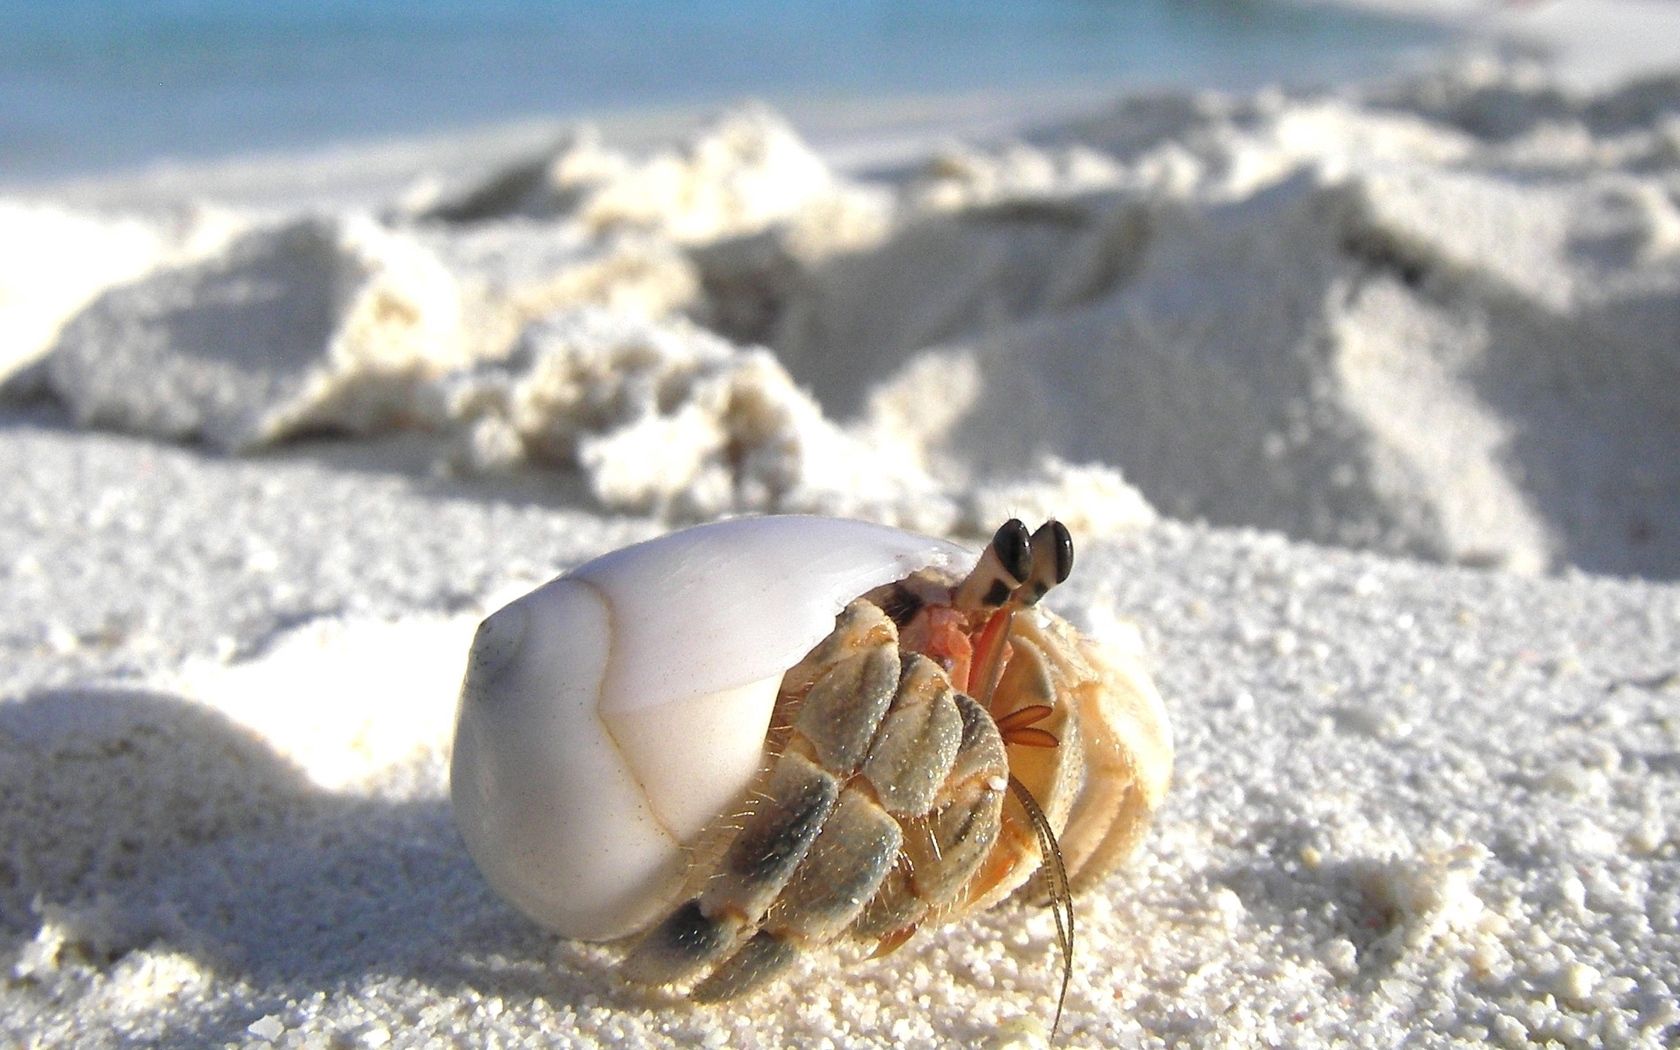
<box><xmin>851</xmin><ymin>688</ymin><xmax>1008</xmax><ymax>956</ymax></box>
<box><xmin>628</xmin><ymin>602</ymin><xmax>1010</xmax><ymax>1001</ymax></box>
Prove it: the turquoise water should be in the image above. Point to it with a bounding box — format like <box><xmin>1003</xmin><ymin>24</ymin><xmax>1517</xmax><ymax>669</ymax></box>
<box><xmin>0</xmin><ymin>1</ymin><xmax>1445</xmax><ymax>180</ymax></box>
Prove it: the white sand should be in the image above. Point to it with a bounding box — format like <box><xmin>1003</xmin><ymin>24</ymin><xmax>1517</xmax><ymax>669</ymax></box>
<box><xmin>3</xmin><ymin>17</ymin><xmax>1679</xmax><ymax>1048</ymax></box>
<box><xmin>2</xmin><ymin>421</ymin><xmax>1675</xmax><ymax>1047</ymax></box>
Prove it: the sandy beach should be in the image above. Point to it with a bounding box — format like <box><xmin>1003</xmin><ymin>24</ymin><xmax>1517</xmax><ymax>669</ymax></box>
<box><xmin>3</xmin><ymin>3</ymin><xmax>1678</xmax><ymax>1046</ymax></box>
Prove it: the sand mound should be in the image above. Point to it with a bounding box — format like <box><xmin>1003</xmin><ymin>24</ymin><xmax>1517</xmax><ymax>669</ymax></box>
<box><xmin>11</xmin><ymin>71</ymin><xmax>1678</xmax><ymax>576</ymax></box>
<box><xmin>703</xmin><ymin>68</ymin><xmax>1680</xmax><ymax>576</ymax></box>
<box><xmin>419</xmin><ymin>107</ymin><xmax>839</xmax><ymax>244</ymax></box>
<box><xmin>0</xmin><ymin>201</ymin><xmax>244</xmax><ymax>389</ymax></box>
<box><xmin>433</xmin><ymin>307</ymin><xmax>1157</xmax><ymax>536</ymax></box>
<box><xmin>45</xmin><ymin>214</ymin><xmax>466</xmax><ymax>450</ymax></box>
<box><xmin>421</xmin><ymin>221</ymin><xmax>700</xmax><ymax>362</ymax></box>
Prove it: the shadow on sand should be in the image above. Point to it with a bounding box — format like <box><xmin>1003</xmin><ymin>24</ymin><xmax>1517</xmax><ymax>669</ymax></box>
<box><xmin>0</xmin><ymin>685</ymin><xmax>669</xmax><ymax>1044</ymax></box>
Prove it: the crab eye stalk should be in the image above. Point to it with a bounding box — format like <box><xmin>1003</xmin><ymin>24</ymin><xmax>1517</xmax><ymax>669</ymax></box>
<box><xmin>955</xmin><ymin>518</ymin><xmax>1033</xmax><ymax>611</ymax></box>
<box><xmin>1017</xmin><ymin>519</ymin><xmax>1074</xmax><ymax>607</ymax></box>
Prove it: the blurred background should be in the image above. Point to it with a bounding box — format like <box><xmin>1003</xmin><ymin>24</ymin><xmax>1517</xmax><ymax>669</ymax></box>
<box><xmin>0</xmin><ymin>0</ymin><xmax>1450</xmax><ymax>183</ymax></box>
<box><xmin>4</xmin><ymin>0</ymin><xmax>1676</xmax><ymax>579</ymax></box>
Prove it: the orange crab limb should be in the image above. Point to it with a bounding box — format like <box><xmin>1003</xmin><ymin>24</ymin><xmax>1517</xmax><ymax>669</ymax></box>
<box><xmin>969</xmin><ymin>605</ymin><xmax>1016</xmax><ymax>707</ymax></box>
<box><xmin>867</xmin><ymin>924</ymin><xmax>921</xmax><ymax>959</ymax></box>
<box><xmin>993</xmin><ymin>703</ymin><xmax>1054</xmax><ymax>733</ymax></box>
<box><xmin>908</xmin><ymin>605</ymin><xmax>973</xmax><ymax>689</ymax></box>
<box><xmin>1002</xmin><ymin>726</ymin><xmax>1060</xmax><ymax>749</ymax></box>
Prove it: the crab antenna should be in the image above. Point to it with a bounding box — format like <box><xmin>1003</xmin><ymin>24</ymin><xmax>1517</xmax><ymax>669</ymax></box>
<box><xmin>1014</xmin><ymin>520</ymin><xmax>1073</xmax><ymax>607</ymax></box>
<box><xmin>1008</xmin><ymin>774</ymin><xmax>1075</xmax><ymax>1039</ymax></box>
<box><xmin>955</xmin><ymin>519</ymin><xmax>1033</xmax><ymax>612</ymax></box>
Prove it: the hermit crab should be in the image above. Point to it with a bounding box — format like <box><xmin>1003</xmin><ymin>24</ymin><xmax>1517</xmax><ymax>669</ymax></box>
<box><xmin>451</xmin><ymin>515</ymin><xmax>1171</xmax><ymax>1029</ymax></box>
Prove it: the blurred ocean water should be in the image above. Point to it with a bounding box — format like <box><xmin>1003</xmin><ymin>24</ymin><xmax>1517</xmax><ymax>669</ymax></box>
<box><xmin>0</xmin><ymin>0</ymin><xmax>1445</xmax><ymax>180</ymax></box>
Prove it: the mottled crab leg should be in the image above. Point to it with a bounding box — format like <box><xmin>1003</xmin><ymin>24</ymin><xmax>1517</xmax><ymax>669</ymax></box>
<box><xmin>848</xmin><ymin>685</ymin><xmax>1009</xmax><ymax>955</ymax></box>
<box><xmin>628</xmin><ymin>602</ymin><xmax>1011</xmax><ymax>1002</ymax></box>
<box><xmin>621</xmin><ymin>608</ymin><xmax>903</xmax><ymax>989</ymax></box>
<box><xmin>695</xmin><ymin>652</ymin><xmax>1009</xmax><ymax>999</ymax></box>
<box><xmin>693</xmin><ymin>787</ymin><xmax>903</xmax><ymax>999</ymax></box>
<box><xmin>621</xmin><ymin>749</ymin><xmax>842</xmax><ymax>989</ymax></box>
<box><xmin>688</xmin><ymin>636</ymin><xmax>910</xmax><ymax>1000</ymax></box>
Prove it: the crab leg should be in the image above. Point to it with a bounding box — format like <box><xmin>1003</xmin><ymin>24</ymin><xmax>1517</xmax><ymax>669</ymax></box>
<box><xmin>968</xmin><ymin>605</ymin><xmax>1017</xmax><ymax>710</ymax></box>
<box><xmin>621</xmin><ymin>609</ymin><xmax>901</xmax><ymax>987</ymax></box>
<box><xmin>621</xmin><ymin>750</ymin><xmax>841</xmax><ymax>987</ymax></box>
<box><xmin>849</xmin><ymin>688</ymin><xmax>1009</xmax><ymax>952</ymax></box>
<box><xmin>627</xmin><ymin>606</ymin><xmax>1011</xmax><ymax>999</ymax></box>
<box><xmin>702</xmin><ymin>675</ymin><xmax>1001</xmax><ymax>994</ymax></box>
<box><xmin>698</xmin><ymin>659</ymin><xmax>1008</xmax><ymax>997</ymax></box>
<box><xmin>693</xmin><ymin>787</ymin><xmax>902</xmax><ymax>1000</ymax></box>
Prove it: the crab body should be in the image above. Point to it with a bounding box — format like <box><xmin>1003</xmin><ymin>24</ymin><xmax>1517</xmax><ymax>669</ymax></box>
<box><xmin>451</xmin><ymin>515</ymin><xmax>1171</xmax><ymax>1010</ymax></box>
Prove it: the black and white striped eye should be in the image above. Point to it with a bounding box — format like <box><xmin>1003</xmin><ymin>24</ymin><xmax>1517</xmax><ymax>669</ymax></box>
<box><xmin>1016</xmin><ymin>519</ymin><xmax>1073</xmax><ymax>607</ymax></box>
<box><xmin>955</xmin><ymin>518</ymin><xmax>1034</xmax><ymax>610</ymax></box>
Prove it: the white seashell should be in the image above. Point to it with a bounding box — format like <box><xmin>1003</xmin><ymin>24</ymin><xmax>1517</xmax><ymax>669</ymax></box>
<box><xmin>450</xmin><ymin>515</ymin><xmax>968</xmax><ymax>941</ymax></box>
